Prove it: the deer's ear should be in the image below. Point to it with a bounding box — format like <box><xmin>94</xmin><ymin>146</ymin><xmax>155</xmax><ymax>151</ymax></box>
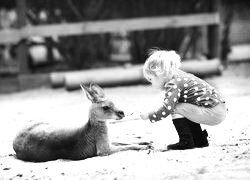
<box><xmin>80</xmin><ymin>83</ymin><xmax>95</xmax><ymax>102</ymax></box>
<box><xmin>90</xmin><ymin>82</ymin><xmax>106</xmax><ymax>99</ymax></box>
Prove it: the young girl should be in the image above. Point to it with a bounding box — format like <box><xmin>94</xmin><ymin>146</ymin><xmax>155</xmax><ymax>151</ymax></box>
<box><xmin>140</xmin><ymin>49</ymin><xmax>227</xmax><ymax>150</ymax></box>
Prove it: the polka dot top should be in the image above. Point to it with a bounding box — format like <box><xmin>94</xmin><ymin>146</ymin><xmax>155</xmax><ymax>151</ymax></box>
<box><xmin>149</xmin><ymin>70</ymin><xmax>225</xmax><ymax>123</ymax></box>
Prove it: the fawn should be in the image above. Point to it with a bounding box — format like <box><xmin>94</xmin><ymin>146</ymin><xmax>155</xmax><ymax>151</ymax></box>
<box><xmin>13</xmin><ymin>83</ymin><xmax>148</xmax><ymax>162</ymax></box>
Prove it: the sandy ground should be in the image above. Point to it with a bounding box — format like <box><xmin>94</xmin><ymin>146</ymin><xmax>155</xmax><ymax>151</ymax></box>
<box><xmin>0</xmin><ymin>63</ymin><xmax>250</xmax><ymax>180</ymax></box>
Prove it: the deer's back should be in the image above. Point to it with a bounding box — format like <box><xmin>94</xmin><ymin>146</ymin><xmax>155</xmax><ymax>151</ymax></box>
<box><xmin>13</xmin><ymin>121</ymin><xmax>97</xmax><ymax>162</ymax></box>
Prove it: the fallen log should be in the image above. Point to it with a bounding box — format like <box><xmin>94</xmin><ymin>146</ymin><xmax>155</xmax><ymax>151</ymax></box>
<box><xmin>50</xmin><ymin>71</ymin><xmax>67</xmax><ymax>88</ymax></box>
<box><xmin>50</xmin><ymin>65</ymin><xmax>144</xmax><ymax>88</ymax></box>
<box><xmin>64</xmin><ymin>65</ymin><xmax>144</xmax><ymax>90</ymax></box>
<box><xmin>181</xmin><ymin>58</ymin><xmax>223</xmax><ymax>77</ymax></box>
<box><xmin>50</xmin><ymin>59</ymin><xmax>222</xmax><ymax>90</ymax></box>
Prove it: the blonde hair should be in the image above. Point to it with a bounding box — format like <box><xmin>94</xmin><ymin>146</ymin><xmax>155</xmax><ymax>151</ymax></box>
<box><xmin>143</xmin><ymin>49</ymin><xmax>181</xmax><ymax>81</ymax></box>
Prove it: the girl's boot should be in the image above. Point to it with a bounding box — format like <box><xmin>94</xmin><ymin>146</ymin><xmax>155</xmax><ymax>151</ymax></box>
<box><xmin>187</xmin><ymin>121</ymin><xmax>209</xmax><ymax>148</ymax></box>
<box><xmin>167</xmin><ymin>118</ymin><xmax>195</xmax><ymax>150</ymax></box>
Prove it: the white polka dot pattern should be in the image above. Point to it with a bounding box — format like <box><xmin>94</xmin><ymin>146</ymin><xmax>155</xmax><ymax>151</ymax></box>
<box><xmin>148</xmin><ymin>71</ymin><xmax>225</xmax><ymax>122</ymax></box>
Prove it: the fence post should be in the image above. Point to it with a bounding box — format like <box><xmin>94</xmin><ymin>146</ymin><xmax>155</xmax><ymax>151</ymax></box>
<box><xmin>16</xmin><ymin>0</ymin><xmax>29</xmax><ymax>74</ymax></box>
<box><xmin>208</xmin><ymin>0</ymin><xmax>220</xmax><ymax>59</ymax></box>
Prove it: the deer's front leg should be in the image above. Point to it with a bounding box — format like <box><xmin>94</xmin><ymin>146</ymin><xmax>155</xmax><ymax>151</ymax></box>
<box><xmin>110</xmin><ymin>142</ymin><xmax>151</xmax><ymax>153</ymax></box>
<box><xmin>96</xmin><ymin>134</ymin><xmax>112</xmax><ymax>156</ymax></box>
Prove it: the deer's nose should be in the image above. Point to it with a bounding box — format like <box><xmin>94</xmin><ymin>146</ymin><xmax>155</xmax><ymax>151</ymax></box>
<box><xmin>117</xmin><ymin>110</ymin><xmax>125</xmax><ymax>118</ymax></box>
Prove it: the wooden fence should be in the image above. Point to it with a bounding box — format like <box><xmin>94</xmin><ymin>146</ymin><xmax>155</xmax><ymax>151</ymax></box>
<box><xmin>0</xmin><ymin>0</ymin><xmax>220</xmax><ymax>91</ymax></box>
<box><xmin>0</xmin><ymin>13</ymin><xmax>219</xmax><ymax>44</ymax></box>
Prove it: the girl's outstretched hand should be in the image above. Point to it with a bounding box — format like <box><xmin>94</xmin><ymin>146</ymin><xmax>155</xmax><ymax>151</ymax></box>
<box><xmin>140</xmin><ymin>112</ymin><xmax>149</xmax><ymax>120</ymax></box>
<box><xmin>110</xmin><ymin>112</ymin><xmax>141</xmax><ymax>124</ymax></box>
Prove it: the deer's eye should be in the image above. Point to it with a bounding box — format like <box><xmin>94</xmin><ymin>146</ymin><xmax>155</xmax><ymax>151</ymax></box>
<box><xmin>102</xmin><ymin>106</ymin><xmax>110</xmax><ymax>111</ymax></box>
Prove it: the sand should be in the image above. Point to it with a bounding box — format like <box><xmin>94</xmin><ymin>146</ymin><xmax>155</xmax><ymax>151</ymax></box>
<box><xmin>0</xmin><ymin>63</ymin><xmax>250</xmax><ymax>180</ymax></box>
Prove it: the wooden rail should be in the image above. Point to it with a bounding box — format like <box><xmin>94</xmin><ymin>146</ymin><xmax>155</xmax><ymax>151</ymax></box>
<box><xmin>0</xmin><ymin>13</ymin><xmax>219</xmax><ymax>44</ymax></box>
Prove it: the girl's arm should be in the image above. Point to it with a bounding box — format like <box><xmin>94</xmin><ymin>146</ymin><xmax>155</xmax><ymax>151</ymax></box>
<box><xmin>148</xmin><ymin>79</ymin><xmax>181</xmax><ymax>122</ymax></box>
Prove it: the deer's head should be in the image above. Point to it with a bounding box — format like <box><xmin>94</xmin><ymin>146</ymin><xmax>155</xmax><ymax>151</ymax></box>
<box><xmin>80</xmin><ymin>83</ymin><xmax>125</xmax><ymax>123</ymax></box>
